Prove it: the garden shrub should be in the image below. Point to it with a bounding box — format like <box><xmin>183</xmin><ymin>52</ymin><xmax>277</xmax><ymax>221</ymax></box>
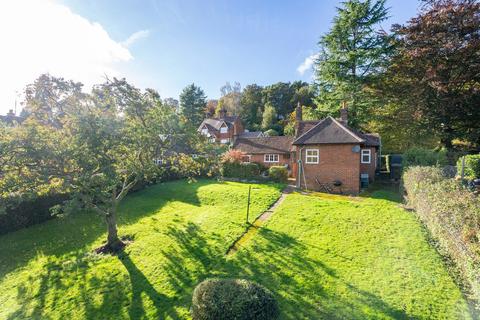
<box><xmin>268</xmin><ymin>166</ymin><xmax>288</xmax><ymax>183</ymax></box>
<box><xmin>403</xmin><ymin>166</ymin><xmax>480</xmax><ymax>305</ymax></box>
<box><xmin>403</xmin><ymin>147</ymin><xmax>448</xmax><ymax>167</ymax></box>
<box><xmin>221</xmin><ymin>162</ymin><xmax>261</xmax><ymax>180</ymax></box>
<box><xmin>457</xmin><ymin>154</ymin><xmax>480</xmax><ymax>179</ymax></box>
<box><xmin>191</xmin><ymin>278</ymin><xmax>279</xmax><ymax>320</ymax></box>
<box><xmin>0</xmin><ymin>192</ymin><xmax>70</xmax><ymax>235</ymax></box>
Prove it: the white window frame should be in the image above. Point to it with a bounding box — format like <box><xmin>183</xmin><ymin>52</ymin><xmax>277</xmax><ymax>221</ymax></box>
<box><xmin>220</xmin><ymin>126</ymin><xmax>228</xmax><ymax>133</ymax></box>
<box><xmin>305</xmin><ymin>149</ymin><xmax>319</xmax><ymax>164</ymax></box>
<box><xmin>264</xmin><ymin>154</ymin><xmax>279</xmax><ymax>163</ymax></box>
<box><xmin>220</xmin><ymin>138</ymin><xmax>230</xmax><ymax>144</ymax></box>
<box><xmin>201</xmin><ymin>127</ymin><xmax>208</xmax><ymax>135</ymax></box>
<box><xmin>361</xmin><ymin>149</ymin><xmax>371</xmax><ymax>164</ymax></box>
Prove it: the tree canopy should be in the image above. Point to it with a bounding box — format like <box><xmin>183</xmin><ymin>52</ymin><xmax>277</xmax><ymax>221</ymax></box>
<box><xmin>179</xmin><ymin>83</ymin><xmax>207</xmax><ymax>128</ymax></box>
<box><xmin>315</xmin><ymin>0</ymin><xmax>393</xmax><ymax>128</ymax></box>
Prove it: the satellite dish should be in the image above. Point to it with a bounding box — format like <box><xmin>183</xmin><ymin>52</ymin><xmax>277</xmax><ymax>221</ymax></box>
<box><xmin>352</xmin><ymin>145</ymin><xmax>360</xmax><ymax>153</ymax></box>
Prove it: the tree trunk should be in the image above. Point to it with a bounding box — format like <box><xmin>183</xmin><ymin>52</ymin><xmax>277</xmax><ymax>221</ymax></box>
<box><xmin>105</xmin><ymin>209</ymin><xmax>124</xmax><ymax>252</ymax></box>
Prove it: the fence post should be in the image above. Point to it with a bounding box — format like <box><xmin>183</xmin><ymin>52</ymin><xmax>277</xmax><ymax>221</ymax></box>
<box><xmin>460</xmin><ymin>155</ymin><xmax>465</xmax><ymax>183</ymax></box>
<box><xmin>246</xmin><ymin>185</ymin><xmax>251</xmax><ymax>224</ymax></box>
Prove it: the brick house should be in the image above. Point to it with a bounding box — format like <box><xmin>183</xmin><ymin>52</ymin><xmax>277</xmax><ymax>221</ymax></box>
<box><xmin>232</xmin><ymin>104</ymin><xmax>380</xmax><ymax>194</ymax></box>
<box><xmin>198</xmin><ymin>109</ymin><xmax>263</xmax><ymax>144</ymax></box>
<box><xmin>231</xmin><ymin>136</ymin><xmax>293</xmax><ymax>167</ymax></box>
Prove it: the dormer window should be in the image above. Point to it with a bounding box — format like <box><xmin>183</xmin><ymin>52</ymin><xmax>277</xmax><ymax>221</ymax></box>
<box><xmin>220</xmin><ymin>126</ymin><xmax>228</xmax><ymax>134</ymax></box>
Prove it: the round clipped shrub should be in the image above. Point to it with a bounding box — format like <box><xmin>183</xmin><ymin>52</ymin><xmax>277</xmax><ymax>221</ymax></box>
<box><xmin>191</xmin><ymin>278</ymin><xmax>279</xmax><ymax>320</ymax></box>
<box><xmin>268</xmin><ymin>166</ymin><xmax>288</xmax><ymax>183</ymax></box>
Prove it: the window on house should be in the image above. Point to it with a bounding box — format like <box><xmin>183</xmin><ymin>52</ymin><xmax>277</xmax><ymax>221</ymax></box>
<box><xmin>264</xmin><ymin>154</ymin><xmax>279</xmax><ymax>163</ymax></box>
<box><xmin>305</xmin><ymin>149</ymin><xmax>319</xmax><ymax>164</ymax></box>
<box><xmin>220</xmin><ymin>138</ymin><xmax>230</xmax><ymax>144</ymax></box>
<box><xmin>220</xmin><ymin>126</ymin><xmax>228</xmax><ymax>133</ymax></box>
<box><xmin>201</xmin><ymin>128</ymin><xmax>208</xmax><ymax>135</ymax></box>
<box><xmin>361</xmin><ymin>149</ymin><xmax>371</xmax><ymax>164</ymax></box>
<box><xmin>243</xmin><ymin>155</ymin><xmax>251</xmax><ymax>163</ymax></box>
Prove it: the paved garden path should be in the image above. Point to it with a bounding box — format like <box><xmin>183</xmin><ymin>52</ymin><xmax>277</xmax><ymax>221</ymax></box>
<box><xmin>226</xmin><ymin>186</ymin><xmax>294</xmax><ymax>255</ymax></box>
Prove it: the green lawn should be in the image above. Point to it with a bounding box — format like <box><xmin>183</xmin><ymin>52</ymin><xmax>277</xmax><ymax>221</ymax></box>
<box><xmin>0</xmin><ymin>180</ymin><xmax>472</xmax><ymax>319</ymax></box>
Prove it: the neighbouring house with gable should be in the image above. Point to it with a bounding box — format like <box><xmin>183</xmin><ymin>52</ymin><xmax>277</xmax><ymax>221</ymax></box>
<box><xmin>232</xmin><ymin>104</ymin><xmax>381</xmax><ymax>194</ymax></box>
<box><xmin>0</xmin><ymin>109</ymin><xmax>24</xmax><ymax>126</ymax></box>
<box><xmin>198</xmin><ymin>109</ymin><xmax>263</xmax><ymax>144</ymax></box>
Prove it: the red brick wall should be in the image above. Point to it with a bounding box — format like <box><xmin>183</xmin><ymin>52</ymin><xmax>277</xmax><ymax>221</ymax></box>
<box><xmin>249</xmin><ymin>153</ymin><xmax>291</xmax><ymax>169</ymax></box>
<box><xmin>360</xmin><ymin>147</ymin><xmax>377</xmax><ymax>182</ymax></box>
<box><xmin>296</xmin><ymin>144</ymin><xmax>361</xmax><ymax>194</ymax></box>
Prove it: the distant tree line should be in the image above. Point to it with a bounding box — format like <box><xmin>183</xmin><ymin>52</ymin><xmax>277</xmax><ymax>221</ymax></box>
<box><xmin>178</xmin><ymin>0</ymin><xmax>480</xmax><ymax>154</ymax></box>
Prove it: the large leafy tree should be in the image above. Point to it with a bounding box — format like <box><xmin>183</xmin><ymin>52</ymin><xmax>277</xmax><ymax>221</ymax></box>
<box><xmin>314</xmin><ymin>0</ymin><xmax>393</xmax><ymax>127</ymax></box>
<box><xmin>216</xmin><ymin>82</ymin><xmax>242</xmax><ymax>116</ymax></box>
<box><xmin>239</xmin><ymin>84</ymin><xmax>263</xmax><ymax>130</ymax></box>
<box><xmin>1</xmin><ymin>75</ymin><xmax>196</xmax><ymax>253</ymax></box>
<box><xmin>179</xmin><ymin>83</ymin><xmax>207</xmax><ymax>127</ymax></box>
<box><xmin>62</xmin><ymin>79</ymin><xmax>189</xmax><ymax>252</ymax></box>
<box><xmin>385</xmin><ymin>0</ymin><xmax>480</xmax><ymax>151</ymax></box>
<box><xmin>262</xmin><ymin>82</ymin><xmax>295</xmax><ymax>119</ymax></box>
<box><xmin>22</xmin><ymin>73</ymin><xmax>85</xmax><ymax>127</ymax></box>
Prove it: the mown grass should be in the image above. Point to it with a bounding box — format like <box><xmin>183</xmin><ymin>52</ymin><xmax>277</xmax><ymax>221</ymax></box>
<box><xmin>0</xmin><ymin>179</ymin><xmax>473</xmax><ymax>319</ymax></box>
<box><xmin>0</xmin><ymin>179</ymin><xmax>283</xmax><ymax>319</ymax></box>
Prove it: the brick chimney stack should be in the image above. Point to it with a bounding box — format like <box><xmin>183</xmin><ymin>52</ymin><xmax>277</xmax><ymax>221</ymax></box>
<box><xmin>219</xmin><ymin>108</ymin><xmax>227</xmax><ymax>119</ymax></box>
<box><xmin>294</xmin><ymin>102</ymin><xmax>302</xmax><ymax>137</ymax></box>
<box><xmin>340</xmin><ymin>101</ymin><xmax>348</xmax><ymax>123</ymax></box>
<box><xmin>295</xmin><ymin>102</ymin><xmax>302</xmax><ymax>122</ymax></box>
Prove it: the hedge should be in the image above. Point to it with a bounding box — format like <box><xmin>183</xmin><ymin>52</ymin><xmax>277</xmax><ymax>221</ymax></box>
<box><xmin>0</xmin><ymin>193</ymin><xmax>70</xmax><ymax>235</ymax></box>
<box><xmin>220</xmin><ymin>162</ymin><xmax>262</xmax><ymax>180</ymax></box>
<box><xmin>191</xmin><ymin>278</ymin><xmax>279</xmax><ymax>320</ymax></box>
<box><xmin>268</xmin><ymin>166</ymin><xmax>288</xmax><ymax>183</ymax></box>
<box><xmin>457</xmin><ymin>154</ymin><xmax>480</xmax><ymax>179</ymax></box>
<box><xmin>403</xmin><ymin>166</ymin><xmax>480</xmax><ymax>305</ymax></box>
<box><xmin>402</xmin><ymin>147</ymin><xmax>448</xmax><ymax>167</ymax></box>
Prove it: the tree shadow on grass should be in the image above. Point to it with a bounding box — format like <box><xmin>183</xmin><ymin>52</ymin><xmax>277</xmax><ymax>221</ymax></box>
<box><xmin>157</xmin><ymin>221</ymin><xmax>414</xmax><ymax>320</ymax></box>
<box><xmin>0</xmin><ymin>179</ymin><xmax>208</xmax><ymax>279</ymax></box>
<box><xmin>220</xmin><ymin>227</ymin><xmax>414</xmax><ymax>320</ymax></box>
<box><xmin>6</xmin><ymin>254</ymin><xmax>129</xmax><ymax>320</ymax></box>
<box><xmin>118</xmin><ymin>252</ymin><xmax>180</xmax><ymax>320</ymax></box>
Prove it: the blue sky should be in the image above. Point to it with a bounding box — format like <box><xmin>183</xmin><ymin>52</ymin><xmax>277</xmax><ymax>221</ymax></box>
<box><xmin>0</xmin><ymin>0</ymin><xmax>421</xmax><ymax>114</ymax></box>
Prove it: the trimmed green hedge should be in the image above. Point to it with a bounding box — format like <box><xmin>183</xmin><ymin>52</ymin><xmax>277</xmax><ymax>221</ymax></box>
<box><xmin>403</xmin><ymin>147</ymin><xmax>448</xmax><ymax>167</ymax></box>
<box><xmin>403</xmin><ymin>166</ymin><xmax>480</xmax><ymax>305</ymax></box>
<box><xmin>0</xmin><ymin>193</ymin><xmax>70</xmax><ymax>235</ymax></box>
<box><xmin>457</xmin><ymin>154</ymin><xmax>480</xmax><ymax>179</ymax></box>
<box><xmin>191</xmin><ymin>278</ymin><xmax>279</xmax><ymax>320</ymax></box>
<box><xmin>268</xmin><ymin>166</ymin><xmax>288</xmax><ymax>183</ymax></box>
<box><xmin>220</xmin><ymin>162</ymin><xmax>262</xmax><ymax>180</ymax></box>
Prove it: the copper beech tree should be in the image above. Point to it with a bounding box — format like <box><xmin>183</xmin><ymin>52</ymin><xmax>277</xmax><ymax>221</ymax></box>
<box><xmin>388</xmin><ymin>0</ymin><xmax>480</xmax><ymax>151</ymax></box>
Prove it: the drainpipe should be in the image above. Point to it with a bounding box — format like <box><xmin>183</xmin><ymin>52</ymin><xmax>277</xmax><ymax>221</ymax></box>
<box><xmin>297</xmin><ymin>147</ymin><xmax>302</xmax><ymax>188</ymax></box>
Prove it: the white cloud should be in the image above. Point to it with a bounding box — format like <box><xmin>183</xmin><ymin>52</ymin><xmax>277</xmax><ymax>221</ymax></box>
<box><xmin>0</xmin><ymin>0</ymin><xmax>135</xmax><ymax>114</ymax></box>
<box><xmin>122</xmin><ymin>29</ymin><xmax>150</xmax><ymax>47</ymax></box>
<box><xmin>297</xmin><ymin>53</ymin><xmax>319</xmax><ymax>75</ymax></box>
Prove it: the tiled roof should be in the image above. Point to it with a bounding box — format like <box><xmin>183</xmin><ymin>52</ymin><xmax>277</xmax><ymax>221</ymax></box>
<box><xmin>198</xmin><ymin>116</ymin><xmax>238</xmax><ymax>132</ymax></box>
<box><xmin>293</xmin><ymin>117</ymin><xmax>364</xmax><ymax>145</ymax></box>
<box><xmin>294</xmin><ymin>117</ymin><xmax>380</xmax><ymax>147</ymax></box>
<box><xmin>233</xmin><ymin>136</ymin><xmax>293</xmax><ymax>154</ymax></box>
<box><xmin>0</xmin><ymin>114</ymin><xmax>24</xmax><ymax>125</ymax></box>
<box><xmin>239</xmin><ymin>131</ymin><xmax>264</xmax><ymax>138</ymax></box>
<box><xmin>296</xmin><ymin>120</ymin><xmax>319</xmax><ymax>137</ymax></box>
